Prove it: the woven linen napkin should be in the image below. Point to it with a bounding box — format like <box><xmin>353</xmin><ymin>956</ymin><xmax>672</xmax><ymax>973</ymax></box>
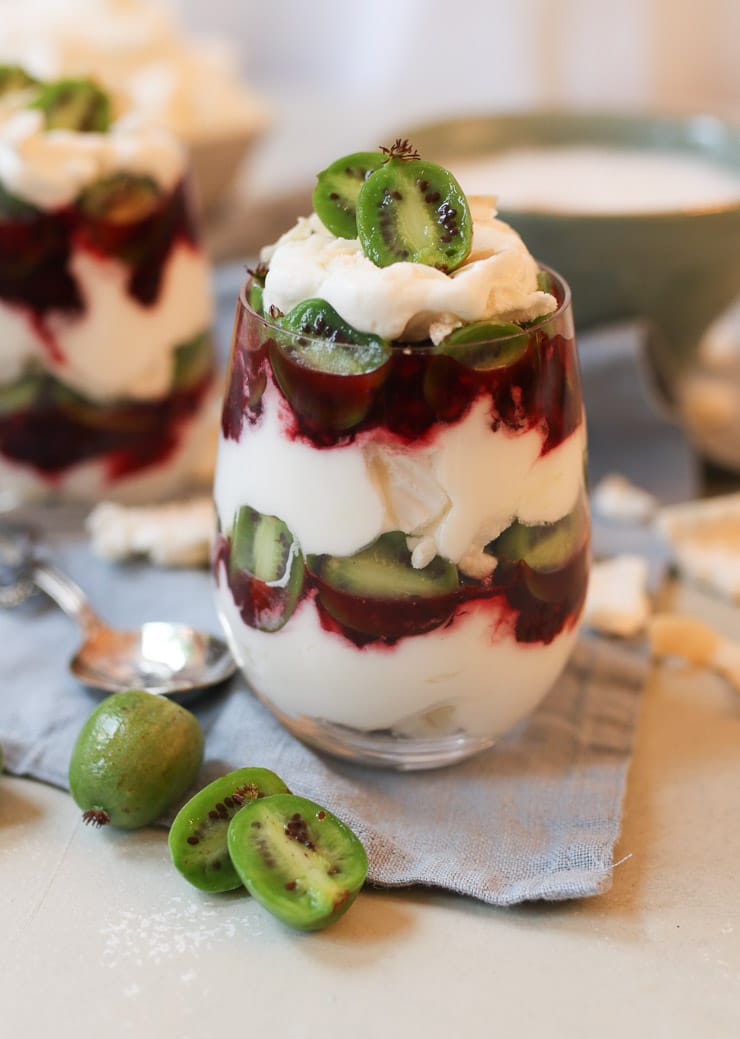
<box><xmin>0</xmin><ymin>503</ymin><xmax>644</xmax><ymax>906</ymax></box>
<box><xmin>0</xmin><ymin>274</ymin><xmax>695</xmax><ymax>906</ymax></box>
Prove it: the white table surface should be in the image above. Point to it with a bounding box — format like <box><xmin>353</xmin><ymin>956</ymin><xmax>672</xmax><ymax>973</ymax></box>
<box><xmin>2</xmin><ymin>577</ymin><xmax>739</xmax><ymax>1039</ymax></box>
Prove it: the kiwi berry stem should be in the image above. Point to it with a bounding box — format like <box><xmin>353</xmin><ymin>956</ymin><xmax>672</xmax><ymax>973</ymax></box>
<box><xmin>379</xmin><ymin>138</ymin><xmax>420</xmax><ymax>162</ymax></box>
<box><xmin>81</xmin><ymin>808</ymin><xmax>112</xmax><ymax>827</ymax></box>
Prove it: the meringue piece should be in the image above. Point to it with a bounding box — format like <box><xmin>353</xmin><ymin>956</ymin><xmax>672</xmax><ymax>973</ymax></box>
<box><xmin>648</xmin><ymin>613</ymin><xmax>740</xmax><ymax>692</ymax></box>
<box><xmin>591</xmin><ymin>473</ymin><xmax>658</xmax><ymax>524</ymax></box>
<box><xmin>657</xmin><ymin>493</ymin><xmax>740</xmax><ymax>601</ymax></box>
<box><xmin>584</xmin><ymin>554</ymin><xmax>651</xmax><ymax>637</ymax></box>
<box><xmin>87</xmin><ymin>497</ymin><xmax>215</xmax><ymax>567</ymax></box>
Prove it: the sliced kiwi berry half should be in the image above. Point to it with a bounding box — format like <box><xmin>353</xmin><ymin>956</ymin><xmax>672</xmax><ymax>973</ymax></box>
<box><xmin>29</xmin><ymin>78</ymin><xmax>112</xmax><ymax>133</ymax></box>
<box><xmin>276</xmin><ymin>298</ymin><xmax>391</xmax><ymax>375</ymax></box>
<box><xmin>312</xmin><ymin>150</ymin><xmax>386</xmax><ymax>239</ymax></box>
<box><xmin>0</xmin><ymin>65</ymin><xmax>38</xmax><ymax>98</ymax></box>
<box><xmin>488</xmin><ymin>496</ymin><xmax>589</xmax><ymax>601</ymax></box>
<box><xmin>172</xmin><ymin>334</ymin><xmax>213</xmax><ymax>391</ymax></box>
<box><xmin>227</xmin><ymin>793</ymin><xmax>368</xmax><ymax>932</ymax></box>
<box><xmin>78</xmin><ymin>172</ymin><xmax>161</xmax><ymax>224</ymax></box>
<box><xmin>0</xmin><ymin>371</ymin><xmax>44</xmax><ymax>416</ymax></box>
<box><xmin>354</xmin><ymin>138</ymin><xmax>472</xmax><ymax>272</ymax></box>
<box><xmin>168</xmin><ymin>767</ymin><xmax>290</xmax><ymax>893</ymax></box>
<box><xmin>309</xmin><ymin>531</ymin><xmax>459</xmax><ymax>640</ymax></box>
<box><xmin>229</xmin><ymin>504</ymin><xmax>304</xmax><ymax>632</ymax></box>
<box><xmin>437</xmin><ymin>320</ymin><xmax>530</xmax><ymax>370</ymax></box>
<box><xmin>269</xmin><ymin>299</ymin><xmax>391</xmax><ymax>433</ymax></box>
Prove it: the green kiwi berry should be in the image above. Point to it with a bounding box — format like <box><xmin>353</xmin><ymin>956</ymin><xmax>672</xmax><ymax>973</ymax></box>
<box><xmin>227</xmin><ymin>793</ymin><xmax>368</xmax><ymax>931</ymax></box>
<box><xmin>169</xmin><ymin>767</ymin><xmax>290</xmax><ymax>892</ymax></box>
<box><xmin>0</xmin><ymin>65</ymin><xmax>38</xmax><ymax>98</ymax></box>
<box><xmin>313</xmin><ymin>150</ymin><xmax>386</xmax><ymax>239</ymax></box>
<box><xmin>30</xmin><ymin>78</ymin><xmax>112</xmax><ymax>133</ymax></box>
<box><xmin>356</xmin><ymin>139</ymin><xmax>472</xmax><ymax>272</ymax></box>
<box><xmin>68</xmin><ymin>689</ymin><xmax>204</xmax><ymax>829</ymax></box>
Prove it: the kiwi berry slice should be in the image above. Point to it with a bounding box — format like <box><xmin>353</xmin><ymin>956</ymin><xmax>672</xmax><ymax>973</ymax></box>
<box><xmin>227</xmin><ymin>793</ymin><xmax>368</xmax><ymax>932</ymax></box>
<box><xmin>490</xmin><ymin>496</ymin><xmax>589</xmax><ymax>574</ymax></box>
<box><xmin>276</xmin><ymin>298</ymin><xmax>391</xmax><ymax>375</ymax></box>
<box><xmin>356</xmin><ymin>138</ymin><xmax>472</xmax><ymax>272</ymax></box>
<box><xmin>172</xmin><ymin>334</ymin><xmax>213</xmax><ymax>391</ymax></box>
<box><xmin>78</xmin><ymin>172</ymin><xmax>161</xmax><ymax>223</ymax></box>
<box><xmin>309</xmin><ymin>532</ymin><xmax>459</xmax><ymax>640</ymax></box>
<box><xmin>0</xmin><ymin>372</ymin><xmax>43</xmax><ymax>416</ymax></box>
<box><xmin>0</xmin><ymin>65</ymin><xmax>38</xmax><ymax>98</ymax></box>
<box><xmin>246</xmin><ymin>264</ymin><xmax>268</xmax><ymax>316</ymax></box>
<box><xmin>168</xmin><ymin>767</ymin><xmax>290</xmax><ymax>893</ymax></box>
<box><xmin>312</xmin><ymin>532</ymin><xmax>458</xmax><ymax>599</ymax></box>
<box><xmin>229</xmin><ymin>505</ymin><xmax>304</xmax><ymax>632</ymax></box>
<box><xmin>313</xmin><ymin>150</ymin><xmax>386</xmax><ymax>238</ymax></box>
<box><xmin>437</xmin><ymin>321</ymin><xmax>529</xmax><ymax>370</ymax></box>
<box><xmin>30</xmin><ymin>78</ymin><xmax>112</xmax><ymax>133</ymax></box>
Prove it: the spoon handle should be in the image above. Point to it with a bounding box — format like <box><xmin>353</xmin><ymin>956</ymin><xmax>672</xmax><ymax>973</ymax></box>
<box><xmin>32</xmin><ymin>560</ymin><xmax>104</xmax><ymax>637</ymax></box>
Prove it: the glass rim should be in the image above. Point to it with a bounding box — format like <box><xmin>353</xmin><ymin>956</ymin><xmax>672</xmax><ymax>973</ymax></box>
<box><xmin>238</xmin><ymin>262</ymin><xmax>572</xmax><ymax>350</ymax></box>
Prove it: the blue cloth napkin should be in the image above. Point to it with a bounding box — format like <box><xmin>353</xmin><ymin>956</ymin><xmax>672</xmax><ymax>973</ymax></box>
<box><xmin>0</xmin><ymin>275</ymin><xmax>696</xmax><ymax>905</ymax></box>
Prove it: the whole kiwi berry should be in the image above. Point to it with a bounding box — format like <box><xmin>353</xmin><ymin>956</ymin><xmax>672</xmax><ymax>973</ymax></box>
<box><xmin>68</xmin><ymin>689</ymin><xmax>204</xmax><ymax>830</ymax></box>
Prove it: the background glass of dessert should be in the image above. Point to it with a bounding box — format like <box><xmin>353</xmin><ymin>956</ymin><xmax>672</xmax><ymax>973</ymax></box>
<box><xmin>0</xmin><ymin>67</ymin><xmax>216</xmax><ymax>509</ymax></box>
<box><xmin>213</xmin><ymin>267</ymin><xmax>589</xmax><ymax>769</ymax></box>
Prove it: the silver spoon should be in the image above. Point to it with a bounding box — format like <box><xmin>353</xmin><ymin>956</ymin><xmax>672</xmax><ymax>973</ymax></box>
<box><xmin>0</xmin><ymin>524</ymin><xmax>237</xmax><ymax>701</ymax></box>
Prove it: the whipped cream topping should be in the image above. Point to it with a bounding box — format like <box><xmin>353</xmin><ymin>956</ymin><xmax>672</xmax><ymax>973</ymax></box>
<box><xmin>0</xmin><ymin>0</ymin><xmax>266</xmax><ymax>142</ymax></box>
<box><xmin>260</xmin><ymin>198</ymin><xmax>557</xmax><ymax>343</ymax></box>
<box><xmin>0</xmin><ymin>106</ymin><xmax>186</xmax><ymax>209</ymax></box>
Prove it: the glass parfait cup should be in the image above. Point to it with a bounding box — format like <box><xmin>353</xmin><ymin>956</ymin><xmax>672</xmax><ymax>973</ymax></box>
<box><xmin>213</xmin><ymin>268</ymin><xmax>589</xmax><ymax>769</ymax></box>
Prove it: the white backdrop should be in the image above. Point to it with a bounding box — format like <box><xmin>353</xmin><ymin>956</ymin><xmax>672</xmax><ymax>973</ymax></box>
<box><xmin>173</xmin><ymin>0</ymin><xmax>740</xmax><ymax>193</ymax></box>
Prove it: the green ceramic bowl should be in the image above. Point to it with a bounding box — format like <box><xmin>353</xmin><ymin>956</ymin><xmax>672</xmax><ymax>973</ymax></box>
<box><xmin>409</xmin><ymin>112</ymin><xmax>740</xmax><ymax>402</ymax></box>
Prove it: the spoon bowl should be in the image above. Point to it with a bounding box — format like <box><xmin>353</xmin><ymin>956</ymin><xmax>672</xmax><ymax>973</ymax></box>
<box><xmin>0</xmin><ymin>523</ymin><xmax>237</xmax><ymax>701</ymax></box>
<box><xmin>70</xmin><ymin>620</ymin><xmax>237</xmax><ymax>700</ymax></box>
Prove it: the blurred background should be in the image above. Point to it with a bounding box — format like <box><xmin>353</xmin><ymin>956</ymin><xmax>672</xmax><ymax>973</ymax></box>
<box><xmin>2</xmin><ymin>0</ymin><xmax>739</xmax><ymax>206</ymax></box>
<box><xmin>172</xmin><ymin>0</ymin><xmax>740</xmax><ymax>199</ymax></box>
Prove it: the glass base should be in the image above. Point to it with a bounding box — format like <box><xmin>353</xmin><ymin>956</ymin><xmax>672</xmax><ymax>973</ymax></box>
<box><xmin>262</xmin><ymin>697</ymin><xmax>495</xmax><ymax>770</ymax></box>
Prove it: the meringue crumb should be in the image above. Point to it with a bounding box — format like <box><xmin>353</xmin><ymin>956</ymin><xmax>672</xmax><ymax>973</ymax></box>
<box><xmin>648</xmin><ymin>612</ymin><xmax>740</xmax><ymax>692</ymax></box>
<box><xmin>87</xmin><ymin>497</ymin><xmax>215</xmax><ymax>568</ymax></box>
<box><xmin>657</xmin><ymin>492</ymin><xmax>740</xmax><ymax>601</ymax></box>
<box><xmin>591</xmin><ymin>473</ymin><xmax>657</xmax><ymax>524</ymax></box>
<box><xmin>584</xmin><ymin>554</ymin><xmax>651</xmax><ymax>637</ymax></box>
<box><xmin>407</xmin><ymin>535</ymin><xmax>437</xmax><ymax>570</ymax></box>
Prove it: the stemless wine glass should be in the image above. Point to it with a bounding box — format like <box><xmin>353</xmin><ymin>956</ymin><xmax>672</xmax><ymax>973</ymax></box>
<box><xmin>0</xmin><ymin>137</ymin><xmax>214</xmax><ymax>509</ymax></box>
<box><xmin>213</xmin><ymin>267</ymin><xmax>590</xmax><ymax>769</ymax></box>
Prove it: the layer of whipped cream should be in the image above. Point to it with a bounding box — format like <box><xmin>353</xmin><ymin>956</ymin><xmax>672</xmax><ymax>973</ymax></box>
<box><xmin>260</xmin><ymin>197</ymin><xmax>557</xmax><ymax>344</ymax></box>
<box><xmin>215</xmin><ymin>577</ymin><xmax>579</xmax><ymax>735</ymax></box>
<box><xmin>0</xmin><ymin>242</ymin><xmax>212</xmax><ymax>400</ymax></box>
<box><xmin>0</xmin><ymin>106</ymin><xmax>187</xmax><ymax>210</ymax></box>
<box><xmin>214</xmin><ymin>383</ymin><xmax>586</xmax><ymax>571</ymax></box>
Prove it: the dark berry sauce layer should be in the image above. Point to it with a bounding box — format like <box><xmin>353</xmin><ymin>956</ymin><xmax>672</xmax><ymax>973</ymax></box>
<box><xmin>215</xmin><ymin>532</ymin><xmax>588</xmax><ymax>650</ymax></box>
<box><xmin>0</xmin><ymin>368</ymin><xmax>212</xmax><ymax>479</ymax></box>
<box><xmin>222</xmin><ymin>287</ymin><xmax>583</xmax><ymax>456</ymax></box>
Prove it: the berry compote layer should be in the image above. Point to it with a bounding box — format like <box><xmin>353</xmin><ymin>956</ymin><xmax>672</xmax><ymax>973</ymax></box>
<box><xmin>213</xmin><ymin>145</ymin><xmax>589</xmax><ymax>766</ymax></box>
<box><xmin>0</xmin><ymin>70</ymin><xmax>214</xmax><ymax>505</ymax></box>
